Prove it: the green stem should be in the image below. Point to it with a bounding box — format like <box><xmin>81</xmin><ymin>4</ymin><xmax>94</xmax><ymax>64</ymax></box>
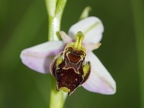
<box><xmin>45</xmin><ymin>0</ymin><xmax>68</xmax><ymax>108</ymax></box>
<box><xmin>55</xmin><ymin>0</ymin><xmax>67</xmax><ymax>21</ymax></box>
<box><xmin>46</xmin><ymin>0</ymin><xmax>67</xmax><ymax>41</ymax></box>
<box><xmin>131</xmin><ymin>0</ymin><xmax>144</xmax><ymax>108</ymax></box>
<box><xmin>48</xmin><ymin>16</ymin><xmax>60</xmax><ymax>41</ymax></box>
<box><xmin>49</xmin><ymin>76</ymin><xmax>67</xmax><ymax>108</ymax></box>
<box><xmin>45</xmin><ymin>0</ymin><xmax>56</xmax><ymax>17</ymax></box>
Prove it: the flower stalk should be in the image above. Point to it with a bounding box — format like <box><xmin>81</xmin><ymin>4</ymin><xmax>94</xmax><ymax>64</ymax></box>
<box><xmin>49</xmin><ymin>77</ymin><xmax>67</xmax><ymax>108</ymax></box>
<box><xmin>45</xmin><ymin>0</ymin><xmax>67</xmax><ymax>41</ymax></box>
<box><xmin>45</xmin><ymin>0</ymin><xmax>67</xmax><ymax>108</ymax></box>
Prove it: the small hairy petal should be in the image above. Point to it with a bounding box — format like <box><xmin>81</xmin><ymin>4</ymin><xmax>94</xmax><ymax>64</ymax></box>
<box><xmin>82</xmin><ymin>52</ymin><xmax>116</xmax><ymax>94</ymax></box>
<box><xmin>59</xmin><ymin>31</ymin><xmax>72</xmax><ymax>44</ymax></box>
<box><xmin>84</xmin><ymin>43</ymin><xmax>101</xmax><ymax>53</ymax></box>
<box><xmin>68</xmin><ymin>16</ymin><xmax>104</xmax><ymax>44</ymax></box>
<box><xmin>20</xmin><ymin>41</ymin><xmax>63</xmax><ymax>73</ymax></box>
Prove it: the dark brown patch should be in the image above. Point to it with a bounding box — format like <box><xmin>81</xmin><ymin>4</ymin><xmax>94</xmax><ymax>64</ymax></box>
<box><xmin>50</xmin><ymin>48</ymin><xmax>91</xmax><ymax>95</ymax></box>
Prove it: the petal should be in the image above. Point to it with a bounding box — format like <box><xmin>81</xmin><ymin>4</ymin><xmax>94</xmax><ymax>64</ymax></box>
<box><xmin>84</xmin><ymin>43</ymin><xmax>101</xmax><ymax>53</ymax></box>
<box><xmin>82</xmin><ymin>52</ymin><xmax>116</xmax><ymax>94</ymax></box>
<box><xmin>68</xmin><ymin>16</ymin><xmax>104</xmax><ymax>44</ymax></box>
<box><xmin>20</xmin><ymin>41</ymin><xmax>63</xmax><ymax>73</ymax></box>
<box><xmin>59</xmin><ymin>31</ymin><xmax>72</xmax><ymax>44</ymax></box>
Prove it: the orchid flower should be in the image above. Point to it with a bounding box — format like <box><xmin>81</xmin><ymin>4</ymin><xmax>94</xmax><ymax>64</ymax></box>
<box><xmin>20</xmin><ymin>16</ymin><xmax>116</xmax><ymax>95</ymax></box>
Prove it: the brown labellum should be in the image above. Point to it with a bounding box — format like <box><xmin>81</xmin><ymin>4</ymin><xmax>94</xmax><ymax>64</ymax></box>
<box><xmin>50</xmin><ymin>31</ymin><xmax>91</xmax><ymax>95</ymax></box>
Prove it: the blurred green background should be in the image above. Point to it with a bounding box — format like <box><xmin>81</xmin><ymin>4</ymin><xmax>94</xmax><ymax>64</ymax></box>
<box><xmin>0</xmin><ymin>0</ymin><xmax>143</xmax><ymax>108</ymax></box>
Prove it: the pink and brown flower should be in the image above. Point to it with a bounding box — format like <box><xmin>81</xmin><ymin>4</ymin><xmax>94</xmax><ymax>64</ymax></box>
<box><xmin>20</xmin><ymin>16</ymin><xmax>116</xmax><ymax>95</ymax></box>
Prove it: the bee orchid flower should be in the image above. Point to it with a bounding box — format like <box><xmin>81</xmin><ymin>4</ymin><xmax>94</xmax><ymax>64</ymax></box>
<box><xmin>20</xmin><ymin>16</ymin><xmax>116</xmax><ymax>95</ymax></box>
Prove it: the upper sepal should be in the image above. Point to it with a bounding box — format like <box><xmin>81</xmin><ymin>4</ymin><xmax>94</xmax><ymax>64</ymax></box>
<box><xmin>68</xmin><ymin>16</ymin><xmax>104</xmax><ymax>44</ymax></box>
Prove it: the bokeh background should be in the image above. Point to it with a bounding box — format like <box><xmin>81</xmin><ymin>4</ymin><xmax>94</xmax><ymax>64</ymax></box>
<box><xmin>0</xmin><ymin>0</ymin><xmax>143</xmax><ymax>108</ymax></box>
